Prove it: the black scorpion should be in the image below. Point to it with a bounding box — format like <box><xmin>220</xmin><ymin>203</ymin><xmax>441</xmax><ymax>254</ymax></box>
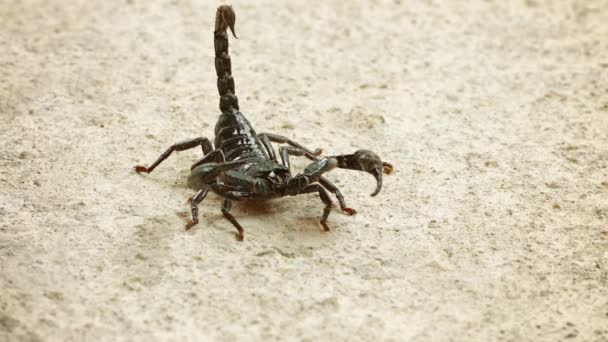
<box><xmin>134</xmin><ymin>5</ymin><xmax>393</xmax><ymax>241</ymax></box>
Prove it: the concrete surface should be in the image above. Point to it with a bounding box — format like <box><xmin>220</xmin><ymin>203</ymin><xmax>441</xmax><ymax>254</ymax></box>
<box><xmin>1</xmin><ymin>0</ymin><xmax>607</xmax><ymax>340</ymax></box>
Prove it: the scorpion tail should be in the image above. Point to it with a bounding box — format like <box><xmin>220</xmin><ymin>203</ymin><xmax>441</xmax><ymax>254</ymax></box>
<box><xmin>214</xmin><ymin>5</ymin><xmax>239</xmax><ymax>113</ymax></box>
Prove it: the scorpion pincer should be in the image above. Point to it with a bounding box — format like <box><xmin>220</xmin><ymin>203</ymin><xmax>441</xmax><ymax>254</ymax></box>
<box><xmin>134</xmin><ymin>5</ymin><xmax>393</xmax><ymax>241</ymax></box>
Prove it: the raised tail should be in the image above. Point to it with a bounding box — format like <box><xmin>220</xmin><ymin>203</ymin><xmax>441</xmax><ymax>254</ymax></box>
<box><xmin>214</xmin><ymin>5</ymin><xmax>239</xmax><ymax>113</ymax></box>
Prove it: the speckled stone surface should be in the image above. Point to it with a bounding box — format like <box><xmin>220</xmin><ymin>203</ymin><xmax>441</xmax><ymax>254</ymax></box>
<box><xmin>1</xmin><ymin>0</ymin><xmax>607</xmax><ymax>340</ymax></box>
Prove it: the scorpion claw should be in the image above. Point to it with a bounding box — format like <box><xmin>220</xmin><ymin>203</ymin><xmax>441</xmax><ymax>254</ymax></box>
<box><xmin>134</xmin><ymin>165</ymin><xmax>149</xmax><ymax>174</ymax></box>
<box><xmin>333</xmin><ymin>149</ymin><xmax>386</xmax><ymax>197</ymax></box>
<box><xmin>370</xmin><ymin>168</ymin><xmax>383</xmax><ymax>197</ymax></box>
<box><xmin>187</xmin><ymin>159</ymin><xmax>250</xmax><ymax>190</ymax></box>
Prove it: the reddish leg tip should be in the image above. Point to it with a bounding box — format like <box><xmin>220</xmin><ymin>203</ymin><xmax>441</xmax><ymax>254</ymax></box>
<box><xmin>342</xmin><ymin>207</ymin><xmax>357</xmax><ymax>215</ymax></box>
<box><xmin>134</xmin><ymin>165</ymin><xmax>149</xmax><ymax>174</ymax></box>
<box><xmin>185</xmin><ymin>220</ymin><xmax>199</xmax><ymax>230</ymax></box>
<box><xmin>382</xmin><ymin>162</ymin><xmax>394</xmax><ymax>174</ymax></box>
<box><xmin>321</xmin><ymin>221</ymin><xmax>330</xmax><ymax>232</ymax></box>
<box><xmin>236</xmin><ymin>232</ymin><xmax>244</xmax><ymax>241</ymax></box>
<box><xmin>314</xmin><ymin>148</ymin><xmax>323</xmax><ymax>156</ymax></box>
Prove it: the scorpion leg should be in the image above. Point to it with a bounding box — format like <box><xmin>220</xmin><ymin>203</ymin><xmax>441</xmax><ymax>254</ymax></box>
<box><xmin>278</xmin><ymin>146</ymin><xmax>306</xmax><ymax>170</ymax></box>
<box><xmin>191</xmin><ymin>149</ymin><xmax>225</xmax><ymax>170</ymax></box>
<box><xmin>188</xmin><ymin>158</ymin><xmax>250</xmax><ymax>190</ymax></box>
<box><xmin>221</xmin><ymin>199</ymin><xmax>245</xmax><ymax>241</ymax></box>
<box><xmin>135</xmin><ymin>137</ymin><xmax>213</xmax><ymax>174</ymax></box>
<box><xmin>299</xmin><ymin>183</ymin><xmax>333</xmax><ymax>231</ymax></box>
<box><xmin>258</xmin><ymin>133</ymin><xmax>322</xmax><ymax>160</ymax></box>
<box><xmin>185</xmin><ymin>187</ymin><xmax>210</xmax><ymax>230</ymax></box>
<box><xmin>259</xmin><ymin>134</ymin><xmax>277</xmax><ymax>161</ymax></box>
<box><xmin>319</xmin><ymin>176</ymin><xmax>356</xmax><ymax>215</ymax></box>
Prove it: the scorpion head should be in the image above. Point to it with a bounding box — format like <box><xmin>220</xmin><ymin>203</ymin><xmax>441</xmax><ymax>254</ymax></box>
<box><xmin>187</xmin><ymin>159</ymin><xmax>249</xmax><ymax>190</ymax></box>
<box><xmin>284</xmin><ymin>174</ymin><xmax>310</xmax><ymax>196</ymax></box>
<box><xmin>333</xmin><ymin>150</ymin><xmax>392</xmax><ymax>196</ymax></box>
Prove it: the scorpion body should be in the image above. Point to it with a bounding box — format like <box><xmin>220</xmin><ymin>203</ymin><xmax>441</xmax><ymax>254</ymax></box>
<box><xmin>134</xmin><ymin>5</ymin><xmax>392</xmax><ymax>241</ymax></box>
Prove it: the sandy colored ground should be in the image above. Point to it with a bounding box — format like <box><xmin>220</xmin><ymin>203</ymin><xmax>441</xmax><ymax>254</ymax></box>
<box><xmin>1</xmin><ymin>0</ymin><xmax>607</xmax><ymax>340</ymax></box>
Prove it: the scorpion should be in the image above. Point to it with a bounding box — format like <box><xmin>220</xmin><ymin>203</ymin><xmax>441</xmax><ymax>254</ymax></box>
<box><xmin>134</xmin><ymin>5</ymin><xmax>392</xmax><ymax>241</ymax></box>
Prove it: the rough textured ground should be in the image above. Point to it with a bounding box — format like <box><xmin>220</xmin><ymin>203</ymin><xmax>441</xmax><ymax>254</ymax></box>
<box><xmin>1</xmin><ymin>0</ymin><xmax>607</xmax><ymax>341</ymax></box>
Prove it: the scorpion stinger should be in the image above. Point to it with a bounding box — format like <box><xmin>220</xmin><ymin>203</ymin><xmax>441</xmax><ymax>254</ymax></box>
<box><xmin>133</xmin><ymin>5</ymin><xmax>392</xmax><ymax>241</ymax></box>
<box><xmin>216</xmin><ymin>5</ymin><xmax>237</xmax><ymax>38</ymax></box>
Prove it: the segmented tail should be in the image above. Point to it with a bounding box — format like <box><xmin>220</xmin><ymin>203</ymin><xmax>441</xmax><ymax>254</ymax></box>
<box><xmin>214</xmin><ymin>5</ymin><xmax>239</xmax><ymax>113</ymax></box>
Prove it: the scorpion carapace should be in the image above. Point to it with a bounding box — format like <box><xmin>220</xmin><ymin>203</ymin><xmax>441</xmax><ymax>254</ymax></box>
<box><xmin>134</xmin><ymin>5</ymin><xmax>393</xmax><ymax>241</ymax></box>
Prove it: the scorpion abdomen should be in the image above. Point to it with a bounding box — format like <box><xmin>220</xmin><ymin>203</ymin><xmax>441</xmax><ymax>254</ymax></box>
<box><xmin>214</xmin><ymin>111</ymin><xmax>267</xmax><ymax>162</ymax></box>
